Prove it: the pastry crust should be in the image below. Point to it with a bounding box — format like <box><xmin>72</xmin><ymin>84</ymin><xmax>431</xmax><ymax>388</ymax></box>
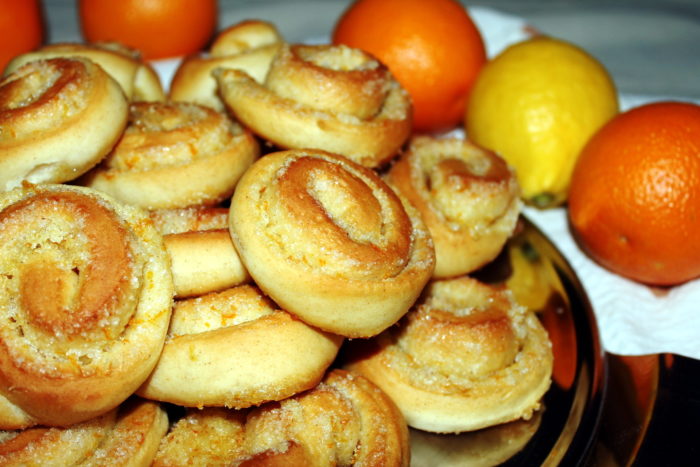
<box><xmin>169</xmin><ymin>19</ymin><xmax>284</xmax><ymax>111</ymax></box>
<box><xmin>228</xmin><ymin>148</ymin><xmax>435</xmax><ymax>338</ymax></box>
<box><xmin>138</xmin><ymin>285</ymin><xmax>343</xmax><ymax>409</ymax></box>
<box><xmin>81</xmin><ymin>101</ymin><xmax>259</xmax><ymax>209</ymax></box>
<box><xmin>216</xmin><ymin>43</ymin><xmax>412</xmax><ymax>168</ymax></box>
<box><xmin>345</xmin><ymin>276</ymin><xmax>553</xmax><ymax>433</ymax></box>
<box><xmin>386</xmin><ymin>136</ymin><xmax>522</xmax><ymax>278</ymax></box>
<box><xmin>4</xmin><ymin>42</ymin><xmax>165</xmax><ymax>102</ymax></box>
<box><xmin>153</xmin><ymin>369</ymin><xmax>410</xmax><ymax>467</ymax></box>
<box><xmin>0</xmin><ymin>184</ymin><xmax>173</xmax><ymax>428</ymax></box>
<box><xmin>0</xmin><ymin>57</ymin><xmax>128</xmax><ymax>191</ymax></box>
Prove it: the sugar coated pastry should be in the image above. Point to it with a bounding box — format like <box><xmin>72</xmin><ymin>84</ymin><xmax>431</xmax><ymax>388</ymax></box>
<box><xmin>153</xmin><ymin>369</ymin><xmax>410</xmax><ymax>466</ymax></box>
<box><xmin>345</xmin><ymin>276</ymin><xmax>553</xmax><ymax>433</ymax></box>
<box><xmin>138</xmin><ymin>285</ymin><xmax>342</xmax><ymax>409</ymax></box>
<box><xmin>0</xmin><ymin>398</ymin><xmax>168</xmax><ymax>466</ymax></box>
<box><xmin>229</xmin><ymin>148</ymin><xmax>435</xmax><ymax>338</ymax></box>
<box><xmin>0</xmin><ymin>57</ymin><xmax>128</xmax><ymax>191</ymax></box>
<box><xmin>216</xmin><ymin>43</ymin><xmax>412</xmax><ymax>168</ymax></box>
<box><xmin>81</xmin><ymin>101</ymin><xmax>259</xmax><ymax>209</ymax></box>
<box><xmin>149</xmin><ymin>205</ymin><xmax>229</xmax><ymax>235</ymax></box>
<box><xmin>170</xmin><ymin>19</ymin><xmax>284</xmax><ymax>111</ymax></box>
<box><xmin>4</xmin><ymin>41</ymin><xmax>165</xmax><ymax>102</ymax></box>
<box><xmin>0</xmin><ymin>184</ymin><xmax>174</xmax><ymax>428</ymax></box>
<box><xmin>386</xmin><ymin>135</ymin><xmax>522</xmax><ymax>278</ymax></box>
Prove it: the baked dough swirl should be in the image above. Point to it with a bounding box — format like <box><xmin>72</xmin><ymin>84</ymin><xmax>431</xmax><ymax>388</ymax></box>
<box><xmin>4</xmin><ymin>42</ymin><xmax>165</xmax><ymax>102</ymax></box>
<box><xmin>0</xmin><ymin>184</ymin><xmax>174</xmax><ymax>428</ymax></box>
<box><xmin>229</xmin><ymin>148</ymin><xmax>435</xmax><ymax>338</ymax></box>
<box><xmin>170</xmin><ymin>19</ymin><xmax>284</xmax><ymax>111</ymax></box>
<box><xmin>153</xmin><ymin>369</ymin><xmax>410</xmax><ymax>466</ymax></box>
<box><xmin>216</xmin><ymin>43</ymin><xmax>412</xmax><ymax>168</ymax></box>
<box><xmin>138</xmin><ymin>285</ymin><xmax>343</xmax><ymax>408</ymax></box>
<box><xmin>345</xmin><ymin>276</ymin><xmax>553</xmax><ymax>433</ymax></box>
<box><xmin>0</xmin><ymin>57</ymin><xmax>128</xmax><ymax>191</ymax></box>
<box><xmin>0</xmin><ymin>398</ymin><xmax>168</xmax><ymax>466</ymax></box>
<box><xmin>386</xmin><ymin>136</ymin><xmax>521</xmax><ymax>278</ymax></box>
<box><xmin>81</xmin><ymin>101</ymin><xmax>259</xmax><ymax>209</ymax></box>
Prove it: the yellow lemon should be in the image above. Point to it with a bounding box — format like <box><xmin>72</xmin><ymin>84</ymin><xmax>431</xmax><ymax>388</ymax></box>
<box><xmin>465</xmin><ymin>36</ymin><xmax>618</xmax><ymax>208</ymax></box>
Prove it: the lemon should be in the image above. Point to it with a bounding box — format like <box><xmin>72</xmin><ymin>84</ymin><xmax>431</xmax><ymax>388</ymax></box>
<box><xmin>465</xmin><ymin>36</ymin><xmax>618</xmax><ymax>208</ymax></box>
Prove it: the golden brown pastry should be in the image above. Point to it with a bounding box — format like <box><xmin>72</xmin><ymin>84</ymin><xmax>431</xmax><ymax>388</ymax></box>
<box><xmin>0</xmin><ymin>184</ymin><xmax>174</xmax><ymax>428</ymax></box>
<box><xmin>149</xmin><ymin>205</ymin><xmax>229</xmax><ymax>235</ymax></box>
<box><xmin>4</xmin><ymin>42</ymin><xmax>165</xmax><ymax>102</ymax></box>
<box><xmin>0</xmin><ymin>57</ymin><xmax>128</xmax><ymax>191</ymax></box>
<box><xmin>81</xmin><ymin>101</ymin><xmax>259</xmax><ymax>209</ymax></box>
<box><xmin>229</xmin><ymin>148</ymin><xmax>435</xmax><ymax>338</ymax></box>
<box><xmin>216</xmin><ymin>43</ymin><xmax>412</xmax><ymax>168</ymax></box>
<box><xmin>0</xmin><ymin>398</ymin><xmax>168</xmax><ymax>466</ymax></box>
<box><xmin>138</xmin><ymin>285</ymin><xmax>342</xmax><ymax>409</ymax></box>
<box><xmin>386</xmin><ymin>135</ymin><xmax>521</xmax><ymax>278</ymax></box>
<box><xmin>170</xmin><ymin>19</ymin><xmax>284</xmax><ymax>111</ymax></box>
<box><xmin>153</xmin><ymin>369</ymin><xmax>410</xmax><ymax>466</ymax></box>
<box><xmin>344</xmin><ymin>276</ymin><xmax>553</xmax><ymax>434</ymax></box>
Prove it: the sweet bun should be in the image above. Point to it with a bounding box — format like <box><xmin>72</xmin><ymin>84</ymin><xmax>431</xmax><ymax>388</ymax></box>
<box><xmin>0</xmin><ymin>57</ymin><xmax>128</xmax><ymax>191</ymax></box>
<box><xmin>345</xmin><ymin>276</ymin><xmax>553</xmax><ymax>433</ymax></box>
<box><xmin>81</xmin><ymin>101</ymin><xmax>259</xmax><ymax>209</ymax></box>
<box><xmin>4</xmin><ymin>42</ymin><xmax>165</xmax><ymax>102</ymax></box>
<box><xmin>0</xmin><ymin>398</ymin><xmax>168</xmax><ymax>466</ymax></box>
<box><xmin>169</xmin><ymin>19</ymin><xmax>284</xmax><ymax>111</ymax></box>
<box><xmin>216</xmin><ymin>43</ymin><xmax>412</xmax><ymax>168</ymax></box>
<box><xmin>386</xmin><ymin>135</ymin><xmax>521</xmax><ymax>278</ymax></box>
<box><xmin>229</xmin><ymin>148</ymin><xmax>435</xmax><ymax>338</ymax></box>
<box><xmin>0</xmin><ymin>184</ymin><xmax>173</xmax><ymax>428</ymax></box>
<box><xmin>152</xmin><ymin>369</ymin><xmax>410</xmax><ymax>466</ymax></box>
<box><xmin>138</xmin><ymin>285</ymin><xmax>343</xmax><ymax>409</ymax></box>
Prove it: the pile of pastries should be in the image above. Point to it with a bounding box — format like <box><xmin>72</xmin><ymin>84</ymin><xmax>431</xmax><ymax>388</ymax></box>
<box><xmin>0</xmin><ymin>19</ymin><xmax>553</xmax><ymax>465</ymax></box>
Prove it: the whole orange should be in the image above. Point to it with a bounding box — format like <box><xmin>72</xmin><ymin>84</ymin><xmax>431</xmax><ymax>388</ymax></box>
<box><xmin>569</xmin><ymin>101</ymin><xmax>700</xmax><ymax>286</ymax></box>
<box><xmin>0</xmin><ymin>0</ymin><xmax>43</xmax><ymax>72</ymax></box>
<box><xmin>78</xmin><ymin>0</ymin><xmax>217</xmax><ymax>60</ymax></box>
<box><xmin>332</xmin><ymin>0</ymin><xmax>486</xmax><ymax>133</ymax></box>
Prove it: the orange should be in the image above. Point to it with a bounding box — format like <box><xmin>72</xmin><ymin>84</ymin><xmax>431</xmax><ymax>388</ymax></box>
<box><xmin>0</xmin><ymin>0</ymin><xmax>43</xmax><ymax>72</ymax></box>
<box><xmin>568</xmin><ymin>101</ymin><xmax>700</xmax><ymax>286</ymax></box>
<box><xmin>332</xmin><ymin>0</ymin><xmax>486</xmax><ymax>133</ymax></box>
<box><xmin>78</xmin><ymin>0</ymin><xmax>217</xmax><ymax>60</ymax></box>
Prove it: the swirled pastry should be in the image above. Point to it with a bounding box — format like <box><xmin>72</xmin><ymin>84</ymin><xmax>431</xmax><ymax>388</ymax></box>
<box><xmin>170</xmin><ymin>19</ymin><xmax>284</xmax><ymax>110</ymax></box>
<box><xmin>153</xmin><ymin>369</ymin><xmax>410</xmax><ymax>466</ymax></box>
<box><xmin>216</xmin><ymin>43</ymin><xmax>412</xmax><ymax>168</ymax></box>
<box><xmin>386</xmin><ymin>136</ymin><xmax>521</xmax><ymax>278</ymax></box>
<box><xmin>0</xmin><ymin>398</ymin><xmax>168</xmax><ymax>466</ymax></box>
<box><xmin>0</xmin><ymin>57</ymin><xmax>128</xmax><ymax>191</ymax></box>
<box><xmin>4</xmin><ymin>42</ymin><xmax>165</xmax><ymax>102</ymax></box>
<box><xmin>138</xmin><ymin>285</ymin><xmax>342</xmax><ymax>408</ymax></box>
<box><xmin>345</xmin><ymin>276</ymin><xmax>553</xmax><ymax>433</ymax></box>
<box><xmin>81</xmin><ymin>101</ymin><xmax>259</xmax><ymax>209</ymax></box>
<box><xmin>229</xmin><ymin>149</ymin><xmax>435</xmax><ymax>338</ymax></box>
<box><xmin>0</xmin><ymin>184</ymin><xmax>173</xmax><ymax>428</ymax></box>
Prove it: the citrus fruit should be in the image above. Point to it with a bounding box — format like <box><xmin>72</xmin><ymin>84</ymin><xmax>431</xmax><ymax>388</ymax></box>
<box><xmin>0</xmin><ymin>0</ymin><xmax>43</xmax><ymax>72</ymax></box>
<box><xmin>569</xmin><ymin>101</ymin><xmax>700</xmax><ymax>286</ymax></box>
<box><xmin>332</xmin><ymin>0</ymin><xmax>486</xmax><ymax>133</ymax></box>
<box><xmin>78</xmin><ymin>0</ymin><xmax>217</xmax><ymax>60</ymax></box>
<box><xmin>465</xmin><ymin>36</ymin><xmax>618</xmax><ymax>208</ymax></box>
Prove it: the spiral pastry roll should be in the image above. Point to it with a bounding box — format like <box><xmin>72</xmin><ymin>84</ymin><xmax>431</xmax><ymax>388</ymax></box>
<box><xmin>229</xmin><ymin>148</ymin><xmax>435</xmax><ymax>338</ymax></box>
<box><xmin>153</xmin><ymin>369</ymin><xmax>410</xmax><ymax>466</ymax></box>
<box><xmin>4</xmin><ymin>42</ymin><xmax>165</xmax><ymax>102</ymax></box>
<box><xmin>345</xmin><ymin>276</ymin><xmax>553</xmax><ymax>433</ymax></box>
<box><xmin>138</xmin><ymin>285</ymin><xmax>343</xmax><ymax>408</ymax></box>
<box><xmin>82</xmin><ymin>101</ymin><xmax>259</xmax><ymax>209</ymax></box>
<box><xmin>0</xmin><ymin>398</ymin><xmax>168</xmax><ymax>466</ymax></box>
<box><xmin>0</xmin><ymin>184</ymin><xmax>174</xmax><ymax>428</ymax></box>
<box><xmin>170</xmin><ymin>19</ymin><xmax>284</xmax><ymax>111</ymax></box>
<box><xmin>0</xmin><ymin>57</ymin><xmax>128</xmax><ymax>191</ymax></box>
<box><xmin>386</xmin><ymin>136</ymin><xmax>522</xmax><ymax>278</ymax></box>
<box><xmin>216</xmin><ymin>43</ymin><xmax>412</xmax><ymax>168</ymax></box>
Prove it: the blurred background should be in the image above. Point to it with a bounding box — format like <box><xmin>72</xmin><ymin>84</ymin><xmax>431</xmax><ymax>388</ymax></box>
<box><xmin>40</xmin><ymin>0</ymin><xmax>699</xmax><ymax>99</ymax></box>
